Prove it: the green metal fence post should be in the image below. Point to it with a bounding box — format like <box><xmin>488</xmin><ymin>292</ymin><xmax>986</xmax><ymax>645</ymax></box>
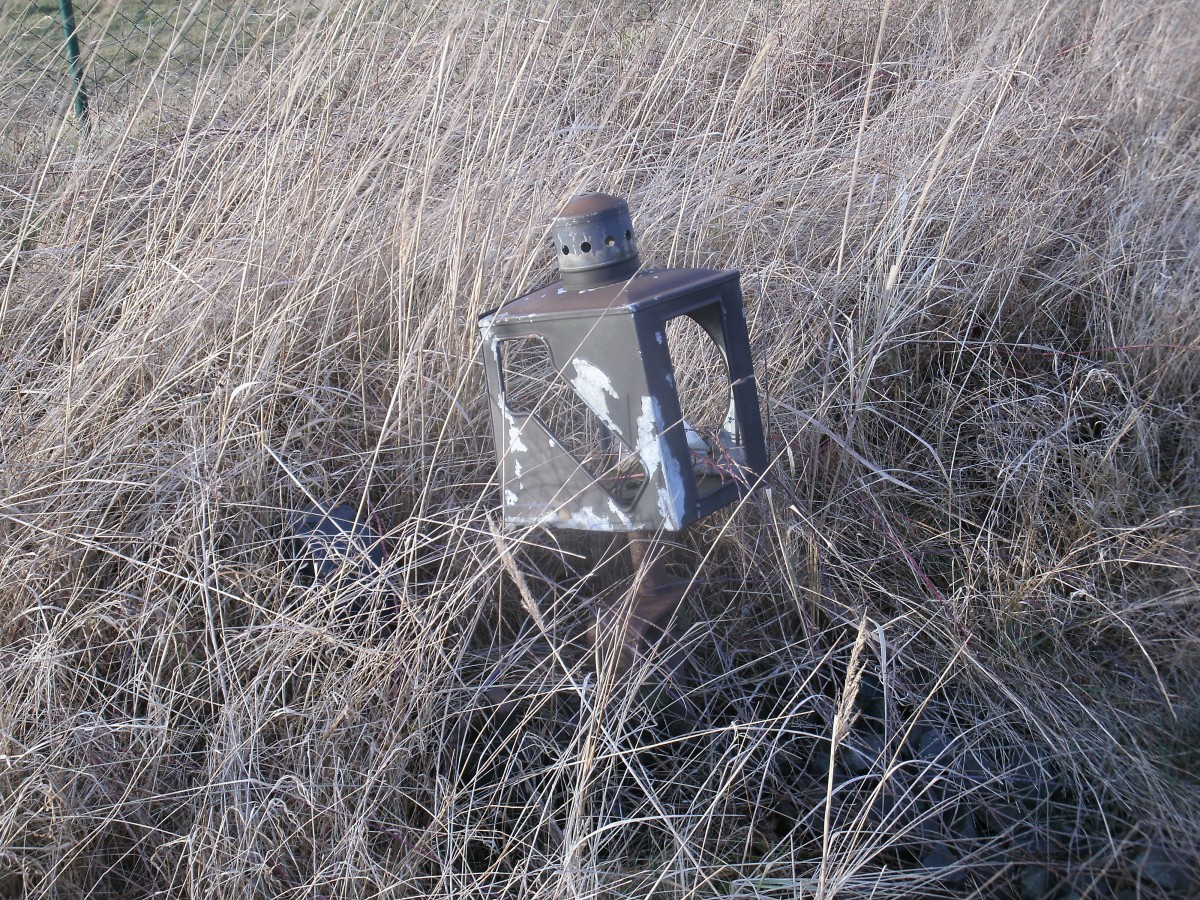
<box><xmin>58</xmin><ymin>0</ymin><xmax>90</xmax><ymax>127</ymax></box>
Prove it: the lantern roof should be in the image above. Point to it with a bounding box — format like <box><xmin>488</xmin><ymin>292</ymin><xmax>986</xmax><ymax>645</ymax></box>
<box><xmin>488</xmin><ymin>267</ymin><xmax>739</xmax><ymax>323</ymax></box>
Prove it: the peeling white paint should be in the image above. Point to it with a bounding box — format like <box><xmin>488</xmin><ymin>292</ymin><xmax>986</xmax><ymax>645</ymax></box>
<box><xmin>659</xmin><ymin>450</ymin><xmax>686</xmax><ymax>527</ymax></box>
<box><xmin>637</xmin><ymin>395</ymin><xmax>685</xmax><ymax>527</ymax></box>
<box><xmin>656</xmin><ymin>487</ymin><xmax>673</xmax><ymax>521</ymax></box>
<box><xmin>504</xmin><ymin>489</ymin><xmax>518</xmax><ymax>506</ymax></box>
<box><xmin>564</xmin><ymin>505</ymin><xmax>609</xmax><ymax>529</ymax></box>
<box><xmin>636</xmin><ymin>395</ymin><xmax>662</xmax><ymax>480</ymax></box>
<box><xmin>556</xmin><ymin>287</ymin><xmax>567</xmax><ymax>294</ymax></box>
<box><xmin>570</xmin><ymin>358</ymin><xmax>623</xmax><ymax>436</ymax></box>
<box><xmin>606</xmin><ymin>498</ymin><xmax>633</xmax><ymax>529</ymax></box>
<box><xmin>685</xmin><ymin>420</ymin><xmax>709</xmax><ymax>454</ymax></box>
<box><xmin>513</xmin><ymin>459</ymin><xmax>523</xmax><ymax>478</ymax></box>
<box><xmin>488</xmin><ymin>335</ymin><xmax>501</xmax><ymax>373</ymax></box>
<box><xmin>499</xmin><ymin>395</ymin><xmax>528</xmax><ymax>452</ymax></box>
<box><xmin>656</xmin><ymin>331</ymin><xmax>664</xmax><ymax>344</ymax></box>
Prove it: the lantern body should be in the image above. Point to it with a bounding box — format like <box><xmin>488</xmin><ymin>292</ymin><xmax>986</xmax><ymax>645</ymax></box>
<box><xmin>479</xmin><ymin>265</ymin><xmax>767</xmax><ymax>531</ymax></box>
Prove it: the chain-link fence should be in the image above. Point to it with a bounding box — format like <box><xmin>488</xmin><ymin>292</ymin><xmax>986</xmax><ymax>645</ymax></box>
<box><xmin>2</xmin><ymin>1</ymin><xmax>317</xmax><ymax>150</ymax></box>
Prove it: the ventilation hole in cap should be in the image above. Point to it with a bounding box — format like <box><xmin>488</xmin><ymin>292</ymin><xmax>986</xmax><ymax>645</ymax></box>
<box><xmin>625</xmin><ymin>229</ymin><xmax>632</xmax><ymax>240</ymax></box>
<box><xmin>561</xmin><ymin>245</ymin><xmax>570</xmax><ymax>254</ymax></box>
<box><xmin>580</xmin><ymin>241</ymin><xmax>592</xmax><ymax>253</ymax></box>
<box><xmin>605</xmin><ymin>235</ymin><xmax>615</xmax><ymax>246</ymax></box>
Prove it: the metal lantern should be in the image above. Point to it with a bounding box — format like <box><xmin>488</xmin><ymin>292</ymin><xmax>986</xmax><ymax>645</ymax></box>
<box><xmin>479</xmin><ymin>193</ymin><xmax>767</xmax><ymax>532</ymax></box>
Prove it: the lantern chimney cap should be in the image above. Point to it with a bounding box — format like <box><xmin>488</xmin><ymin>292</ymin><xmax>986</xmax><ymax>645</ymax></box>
<box><xmin>551</xmin><ymin>192</ymin><xmax>641</xmax><ymax>288</ymax></box>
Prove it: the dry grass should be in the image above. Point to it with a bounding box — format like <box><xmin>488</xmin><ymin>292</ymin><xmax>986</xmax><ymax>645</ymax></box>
<box><xmin>2</xmin><ymin>0</ymin><xmax>1199</xmax><ymax>895</ymax></box>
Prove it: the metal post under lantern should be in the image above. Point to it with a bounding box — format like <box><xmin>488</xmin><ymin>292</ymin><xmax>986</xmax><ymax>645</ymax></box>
<box><xmin>479</xmin><ymin>192</ymin><xmax>767</xmax><ymax>678</ymax></box>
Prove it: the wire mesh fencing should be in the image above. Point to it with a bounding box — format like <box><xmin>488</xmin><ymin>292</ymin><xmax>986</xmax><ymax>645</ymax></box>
<box><xmin>2</xmin><ymin>0</ymin><xmax>318</xmax><ymax>150</ymax></box>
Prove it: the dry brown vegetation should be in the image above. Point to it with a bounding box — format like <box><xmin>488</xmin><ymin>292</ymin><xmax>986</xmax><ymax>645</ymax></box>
<box><xmin>2</xmin><ymin>0</ymin><xmax>1199</xmax><ymax>896</ymax></box>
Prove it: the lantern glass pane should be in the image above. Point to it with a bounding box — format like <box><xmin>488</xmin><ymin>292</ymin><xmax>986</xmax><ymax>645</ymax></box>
<box><xmin>498</xmin><ymin>336</ymin><xmax>645</xmax><ymax>509</ymax></box>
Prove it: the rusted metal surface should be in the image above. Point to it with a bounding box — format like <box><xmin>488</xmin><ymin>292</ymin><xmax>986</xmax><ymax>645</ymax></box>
<box><xmin>549</xmin><ymin>192</ymin><xmax>640</xmax><ymax>289</ymax></box>
<box><xmin>592</xmin><ymin>530</ymin><xmax>690</xmax><ymax>676</ymax></box>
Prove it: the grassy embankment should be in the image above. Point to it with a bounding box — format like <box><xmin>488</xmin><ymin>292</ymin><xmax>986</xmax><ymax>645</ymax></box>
<box><xmin>1</xmin><ymin>0</ymin><xmax>1198</xmax><ymax>896</ymax></box>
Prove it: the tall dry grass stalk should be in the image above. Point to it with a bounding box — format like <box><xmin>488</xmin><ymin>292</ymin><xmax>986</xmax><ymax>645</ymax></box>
<box><xmin>1</xmin><ymin>0</ymin><xmax>1198</xmax><ymax>895</ymax></box>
